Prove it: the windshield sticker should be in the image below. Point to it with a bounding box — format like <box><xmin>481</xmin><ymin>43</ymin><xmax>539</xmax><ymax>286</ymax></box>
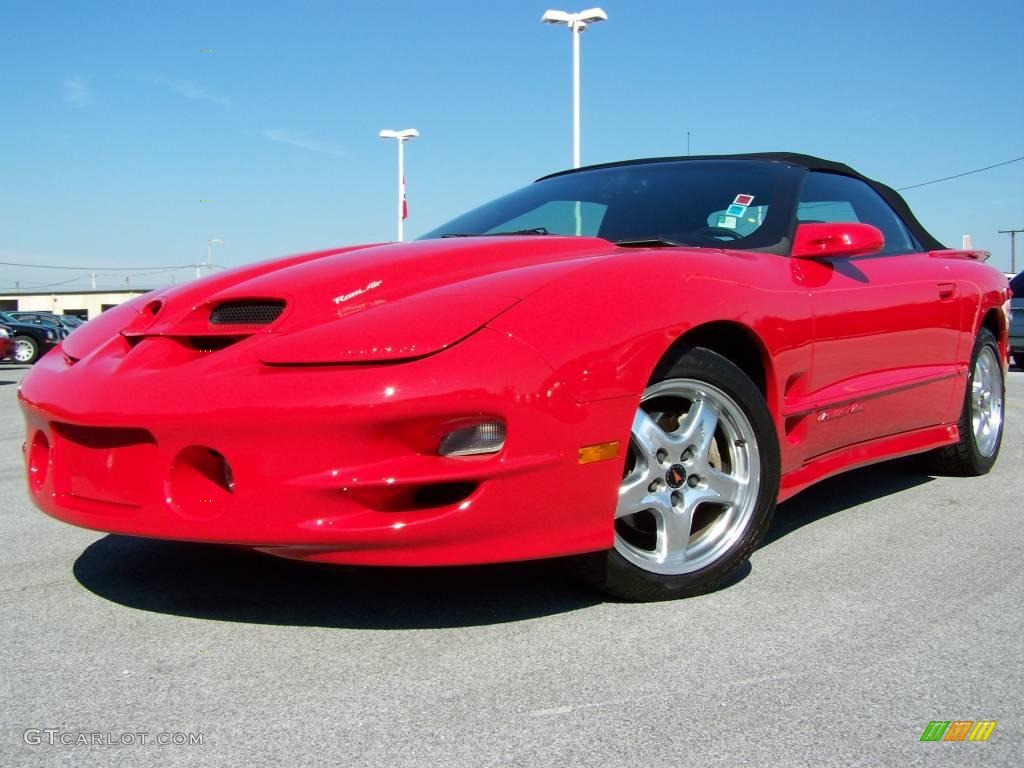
<box><xmin>716</xmin><ymin>215</ymin><xmax>738</xmax><ymax>229</ymax></box>
<box><xmin>733</xmin><ymin>193</ymin><xmax>755</xmax><ymax>206</ymax></box>
<box><xmin>726</xmin><ymin>203</ymin><xmax>746</xmax><ymax>217</ymax></box>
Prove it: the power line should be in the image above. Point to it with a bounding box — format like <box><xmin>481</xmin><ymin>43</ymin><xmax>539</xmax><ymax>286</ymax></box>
<box><xmin>14</xmin><ymin>276</ymin><xmax>89</xmax><ymax>290</ymax></box>
<box><xmin>897</xmin><ymin>155</ymin><xmax>1024</xmax><ymax>191</ymax></box>
<box><xmin>0</xmin><ymin>261</ymin><xmax>192</xmax><ymax>271</ymax></box>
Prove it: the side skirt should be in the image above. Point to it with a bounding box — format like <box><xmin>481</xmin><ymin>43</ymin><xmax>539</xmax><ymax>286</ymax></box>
<box><xmin>778</xmin><ymin>423</ymin><xmax>959</xmax><ymax>503</ymax></box>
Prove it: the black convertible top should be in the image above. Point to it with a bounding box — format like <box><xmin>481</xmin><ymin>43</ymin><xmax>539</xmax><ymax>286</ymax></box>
<box><xmin>538</xmin><ymin>152</ymin><xmax>946</xmax><ymax>251</ymax></box>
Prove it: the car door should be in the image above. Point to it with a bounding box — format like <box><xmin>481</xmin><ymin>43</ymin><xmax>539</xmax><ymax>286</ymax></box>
<box><xmin>795</xmin><ymin>172</ymin><xmax>962</xmax><ymax>458</ymax></box>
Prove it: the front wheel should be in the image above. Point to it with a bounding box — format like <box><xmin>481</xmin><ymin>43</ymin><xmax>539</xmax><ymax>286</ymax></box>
<box><xmin>576</xmin><ymin>347</ymin><xmax>780</xmax><ymax>601</ymax></box>
<box><xmin>13</xmin><ymin>336</ymin><xmax>39</xmax><ymax>364</ymax></box>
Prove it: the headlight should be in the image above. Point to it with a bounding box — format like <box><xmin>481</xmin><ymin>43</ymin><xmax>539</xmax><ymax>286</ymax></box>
<box><xmin>45</xmin><ymin>329</ymin><xmax>56</xmax><ymax>341</ymax></box>
<box><xmin>438</xmin><ymin>421</ymin><xmax>507</xmax><ymax>457</ymax></box>
<box><xmin>0</xmin><ymin>328</ymin><xmax>9</xmax><ymax>339</ymax></box>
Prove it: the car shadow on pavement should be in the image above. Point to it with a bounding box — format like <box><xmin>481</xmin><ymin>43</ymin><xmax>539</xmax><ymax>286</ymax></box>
<box><xmin>72</xmin><ymin>457</ymin><xmax>932</xmax><ymax>629</ymax></box>
<box><xmin>762</xmin><ymin>456</ymin><xmax>934</xmax><ymax>547</ymax></box>
<box><xmin>73</xmin><ymin>536</ymin><xmax>601</xmax><ymax>629</ymax></box>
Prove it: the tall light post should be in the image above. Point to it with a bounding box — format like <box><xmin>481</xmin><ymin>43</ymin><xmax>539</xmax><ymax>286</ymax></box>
<box><xmin>998</xmin><ymin>227</ymin><xmax>1023</xmax><ymax>273</ymax></box>
<box><xmin>378</xmin><ymin>128</ymin><xmax>419</xmax><ymax>241</ymax></box>
<box><xmin>542</xmin><ymin>7</ymin><xmax>607</xmax><ymax>169</ymax></box>
<box><xmin>207</xmin><ymin>238</ymin><xmax>224</xmax><ymax>274</ymax></box>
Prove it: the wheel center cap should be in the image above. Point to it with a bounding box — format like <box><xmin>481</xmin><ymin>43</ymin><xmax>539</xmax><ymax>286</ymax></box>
<box><xmin>665</xmin><ymin>464</ymin><xmax>687</xmax><ymax>489</ymax></box>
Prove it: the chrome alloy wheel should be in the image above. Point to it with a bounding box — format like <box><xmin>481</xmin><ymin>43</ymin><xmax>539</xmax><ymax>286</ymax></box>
<box><xmin>615</xmin><ymin>379</ymin><xmax>761</xmax><ymax>576</ymax></box>
<box><xmin>13</xmin><ymin>338</ymin><xmax>35</xmax><ymax>363</ymax></box>
<box><xmin>971</xmin><ymin>346</ymin><xmax>1003</xmax><ymax>458</ymax></box>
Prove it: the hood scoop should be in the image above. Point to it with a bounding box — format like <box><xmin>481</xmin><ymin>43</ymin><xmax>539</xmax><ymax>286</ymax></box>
<box><xmin>209</xmin><ymin>300</ymin><xmax>286</xmax><ymax>326</ymax></box>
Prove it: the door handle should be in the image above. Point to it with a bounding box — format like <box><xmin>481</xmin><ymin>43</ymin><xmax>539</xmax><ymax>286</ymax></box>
<box><xmin>938</xmin><ymin>281</ymin><xmax>957</xmax><ymax>300</ymax></box>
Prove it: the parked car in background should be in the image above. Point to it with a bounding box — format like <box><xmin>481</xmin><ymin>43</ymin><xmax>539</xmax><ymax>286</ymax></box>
<box><xmin>0</xmin><ymin>311</ymin><xmax>64</xmax><ymax>363</ymax></box>
<box><xmin>0</xmin><ymin>325</ymin><xmax>15</xmax><ymax>362</ymax></box>
<box><xmin>1010</xmin><ymin>271</ymin><xmax>1024</xmax><ymax>369</ymax></box>
<box><xmin>6</xmin><ymin>311</ymin><xmax>83</xmax><ymax>334</ymax></box>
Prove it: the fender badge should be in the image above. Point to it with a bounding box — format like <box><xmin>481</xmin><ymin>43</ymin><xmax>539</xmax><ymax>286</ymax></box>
<box><xmin>817</xmin><ymin>402</ymin><xmax>864</xmax><ymax>422</ymax></box>
<box><xmin>333</xmin><ymin>280</ymin><xmax>383</xmax><ymax>305</ymax></box>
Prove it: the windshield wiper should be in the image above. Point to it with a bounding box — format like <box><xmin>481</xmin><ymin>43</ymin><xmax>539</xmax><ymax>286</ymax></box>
<box><xmin>614</xmin><ymin>237</ymin><xmax>688</xmax><ymax>248</ymax></box>
<box><xmin>487</xmin><ymin>227</ymin><xmax>550</xmax><ymax>236</ymax></box>
<box><xmin>440</xmin><ymin>227</ymin><xmax>551</xmax><ymax>238</ymax></box>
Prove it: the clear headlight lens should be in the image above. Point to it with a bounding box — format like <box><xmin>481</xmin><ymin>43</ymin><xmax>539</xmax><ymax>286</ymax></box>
<box><xmin>438</xmin><ymin>421</ymin><xmax>506</xmax><ymax>457</ymax></box>
<box><xmin>45</xmin><ymin>329</ymin><xmax>56</xmax><ymax>340</ymax></box>
<box><xmin>0</xmin><ymin>328</ymin><xmax>9</xmax><ymax>339</ymax></box>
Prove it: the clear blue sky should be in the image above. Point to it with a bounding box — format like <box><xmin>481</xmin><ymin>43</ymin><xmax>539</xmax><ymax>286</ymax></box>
<box><xmin>1</xmin><ymin>0</ymin><xmax>1022</xmax><ymax>290</ymax></box>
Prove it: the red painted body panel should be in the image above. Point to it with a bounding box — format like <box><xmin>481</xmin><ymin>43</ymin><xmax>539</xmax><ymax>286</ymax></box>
<box><xmin>22</xmin><ymin>326</ymin><xmax>634</xmax><ymax>564</ymax></box>
<box><xmin>19</xmin><ymin>226</ymin><xmax>1010</xmax><ymax>565</ymax></box>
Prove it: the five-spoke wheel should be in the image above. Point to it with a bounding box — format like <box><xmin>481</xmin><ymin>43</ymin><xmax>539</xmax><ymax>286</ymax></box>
<box><xmin>575</xmin><ymin>346</ymin><xmax>779</xmax><ymax>602</ymax></box>
<box><xmin>932</xmin><ymin>328</ymin><xmax>1005</xmax><ymax>476</ymax></box>
<box><xmin>615</xmin><ymin>379</ymin><xmax>760</xmax><ymax>575</ymax></box>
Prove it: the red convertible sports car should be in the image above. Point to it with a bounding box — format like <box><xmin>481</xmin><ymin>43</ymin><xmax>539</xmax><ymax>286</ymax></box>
<box><xmin>20</xmin><ymin>153</ymin><xmax>1009</xmax><ymax>601</ymax></box>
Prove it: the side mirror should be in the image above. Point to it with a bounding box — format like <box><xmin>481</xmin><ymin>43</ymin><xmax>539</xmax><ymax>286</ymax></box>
<box><xmin>791</xmin><ymin>222</ymin><xmax>884</xmax><ymax>259</ymax></box>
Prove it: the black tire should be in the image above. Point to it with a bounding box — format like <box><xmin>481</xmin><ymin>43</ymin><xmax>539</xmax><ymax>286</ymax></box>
<box><xmin>930</xmin><ymin>328</ymin><xmax>1004</xmax><ymax>476</ymax></box>
<box><xmin>574</xmin><ymin>347</ymin><xmax>781</xmax><ymax>602</ymax></box>
<box><xmin>1013</xmin><ymin>353</ymin><xmax>1024</xmax><ymax>371</ymax></box>
<box><xmin>13</xmin><ymin>335</ymin><xmax>39</xmax><ymax>364</ymax></box>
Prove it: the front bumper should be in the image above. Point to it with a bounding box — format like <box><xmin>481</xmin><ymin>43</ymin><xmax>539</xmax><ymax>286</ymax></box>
<box><xmin>20</xmin><ymin>329</ymin><xmax>634</xmax><ymax>566</ymax></box>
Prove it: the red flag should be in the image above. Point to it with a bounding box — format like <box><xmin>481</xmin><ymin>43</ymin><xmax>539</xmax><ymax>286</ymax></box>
<box><xmin>401</xmin><ymin>174</ymin><xmax>408</xmax><ymax>220</ymax></box>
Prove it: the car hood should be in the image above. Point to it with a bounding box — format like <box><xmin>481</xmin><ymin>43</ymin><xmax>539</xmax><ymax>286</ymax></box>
<box><xmin>65</xmin><ymin>236</ymin><xmax>621</xmax><ymax>365</ymax></box>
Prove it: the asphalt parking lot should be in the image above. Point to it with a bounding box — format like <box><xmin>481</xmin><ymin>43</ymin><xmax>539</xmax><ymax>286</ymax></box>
<box><xmin>1</xmin><ymin>362</ymin><xmax>1020</xmax><ymax>767</ymax></box>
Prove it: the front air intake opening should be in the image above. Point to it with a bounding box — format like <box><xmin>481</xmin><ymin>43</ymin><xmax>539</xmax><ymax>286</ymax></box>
<box><xmin>209</xmin><ymin>300</ymin><xmax>285</xmax><ymax>326</ymax></box>
<box><xmin>166</xmin><ymin>446</ymin><xmax>235</xmax><ymax>521</ymax></box>
<box><xmin>182</xmin><ymin>335</ymin><xmax>246</xmax><ymax>352</ymax></box>
<box><xmin>410</xmin><ymin>481</ymin><xmax>477</xmax><ymax>509</ymax></box>
<box><xmin>350</xmin><ymin>481</ymin><xmax>479</xmax><ymax>512</ymax></box>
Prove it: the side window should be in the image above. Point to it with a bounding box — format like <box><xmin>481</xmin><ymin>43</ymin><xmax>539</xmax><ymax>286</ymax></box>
<box><xmin>797</xmin><ymin>172</ymin><xmax>917</xmax><ymax>255</ymax></box>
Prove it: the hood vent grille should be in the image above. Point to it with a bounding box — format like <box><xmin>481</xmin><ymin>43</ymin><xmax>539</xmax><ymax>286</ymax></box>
<box><xmin>209</xmin><ymin>300</ymin><xmax>285</xmax><ymax>326</ymax></box>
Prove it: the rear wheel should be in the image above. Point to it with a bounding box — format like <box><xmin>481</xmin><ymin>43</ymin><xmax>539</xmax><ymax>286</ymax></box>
<box><xmin>13</xmin><ymin>336</ymin><xmax>39</xmax><ymax>364</ymax></box>
<box><xmin>931</xmin><ymin>328</ymin><xmax>1004</xmax><ymax>476</ymax></box>
<box><xmin>576</xmin><ymin>347</ymin><xmax>780</xmax><ymax>601</ymax></box>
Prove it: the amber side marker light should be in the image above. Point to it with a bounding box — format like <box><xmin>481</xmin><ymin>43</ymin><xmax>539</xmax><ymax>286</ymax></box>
<box><xmin>578</xmin><ymin>440</ymin><xmax>620</xmax><ymax>464</ymax></box>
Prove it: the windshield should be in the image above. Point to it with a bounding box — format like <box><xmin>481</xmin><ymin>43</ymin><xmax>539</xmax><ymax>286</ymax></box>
<box><xmin>421</xmin><ymin>159</ymin><xmax>801</xmax><ymax>250</ymax></box>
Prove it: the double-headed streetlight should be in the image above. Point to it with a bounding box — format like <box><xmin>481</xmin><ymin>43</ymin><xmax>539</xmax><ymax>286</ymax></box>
<box><xmin>542</xmin><ymin>7</ymin><xmax>607</xmax><ymax>168</ymax></box>
<box><xmin>379</xmin><ymin>128</ymin><xmax>419</xmax><ymax>241</ymax></box>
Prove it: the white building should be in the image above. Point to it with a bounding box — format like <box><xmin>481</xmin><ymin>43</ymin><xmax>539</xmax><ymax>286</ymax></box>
<box><xmin>0</xmin><ymin>289</ymin><xmax>151</xmax><ymax>320</ymax></box>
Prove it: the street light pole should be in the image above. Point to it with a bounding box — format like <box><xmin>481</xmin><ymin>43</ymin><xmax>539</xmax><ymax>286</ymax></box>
<box><xmin>571</xmin><ymin>19</ymin><xmax>581</xmax><ymax>168</ymax></box>
<box><xmin>379</xmin><ymin>129</ymin><xmax>420</xmax><ymax>241</ymax></box>
<box><xmin>998</xmin><ymin>228</ymin><xmax>1023</xmax><ymax>273</ymax></box>
<box><xmin>542</xmin><ymin>8</ymin><xmax>607</xmax><ymax>169</ymax></box>
<box><xmin>207</xmin><ymin>238</ymin><xmax>224</xmax><ymax>275</ymax></box>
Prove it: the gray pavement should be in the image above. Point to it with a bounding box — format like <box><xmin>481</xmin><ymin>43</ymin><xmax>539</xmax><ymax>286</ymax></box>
<box><xmin>1</xmin><ymin>361</ymin><xmax>1021</xmax><ymax>767</ymax></box>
